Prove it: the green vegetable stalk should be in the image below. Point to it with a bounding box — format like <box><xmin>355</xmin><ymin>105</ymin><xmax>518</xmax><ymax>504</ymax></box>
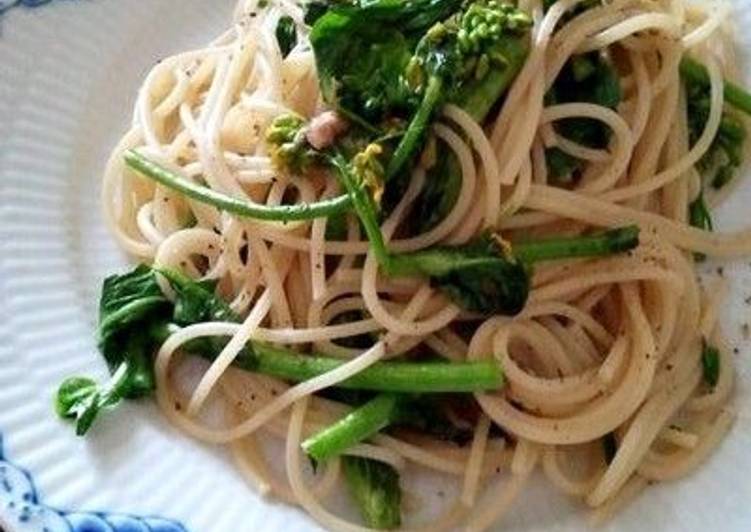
<box><xmin>234</xmin><ymin>341</ymin><xmax>502</xmax><ymax>393</ymax></box>
<box><xmin>123</xmin><ymin>150</ymin><xmax>352</xmax><ymax>222</ymax></box>
<box><xmin>302</xmin><ymin>394</ymin><xmax>402</xmax><ymax>463</ymax></box>
<box><xmin>512</xmin><ymin>225</ymin><xmax>639</xmax><ymax>263</ymax></box>
<box><xmin>301</xmin><ymin>391</ymin><xmax>477</xmax><ymax>464</ymax></box>
<box><xmin>680</xmin><ymin>57</ymin><xmax>751</xmax><ymax>116</ymax></box>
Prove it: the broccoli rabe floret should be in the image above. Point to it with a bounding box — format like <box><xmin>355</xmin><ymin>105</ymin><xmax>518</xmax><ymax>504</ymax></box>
<box><xmin>388</xmin><ymin>1</ymin><xmax>532</xmax><ymax>179</ymax></box>
<box><xmin>265</xmin><ymin>114</ymin><xmax>321</xmax><ymax>175</ymax></box>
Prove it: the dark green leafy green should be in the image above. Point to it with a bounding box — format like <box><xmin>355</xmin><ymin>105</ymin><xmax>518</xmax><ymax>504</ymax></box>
<box><xmin>310</xmin><ymin>0</ymin><xmax>530</xmax><ymax>176</ymax></box>
<box><xmin>303</xmin><ymin>1</ymin><xmax>332</xmax><ymax>25</ymax></box>
<box><xmin>680</xmin><ymin>57</ymin><xmax>751</xmax><ymax>117</ymax></box>
<box><xmin>157</xmin><ymin>269</ymin><xmax>237</xmax><ymax>324</ymax></box>
<box><xmin>56</xmin><ymin>266</ymin><xmax>170</xmax><ymax>434</ymax></box>
<box><xmin>275</xmin><ymin>16</ymin><xmax>297</xmax><ymax>58</ymax></box>
<box><xmin>688</xmin><ymin>191</ymin><xmax>713</xmax><ymax>261</ymax></box>
<box><xmin>701</xmin><ymin>339</ymin><xmax>720</xmax><ymax>388</ymax></box>
<box><xmin>684</xmin><ymin>66</ymin><xmax>747</xmax><ymax>190</ymax></box>
<box><xmin>388</xmin><ymin>235</ymin><xmax>531</xmax><ymax>315</ymax></box>
<box><xmin>309</xmin><ymin>0</ymin><xmax>461</xmax><ymax>125</ymax></box>
<box><xmin>544</xmin><ymin>53</ymin><xmax>622</xmax><ymax>183</ymax></box>
<box><xmin>394</xmin><ymin>394</ymin><xmax>474</xmax><ymax>444</ymax></box>
<box><xmin>97</xmin><ymin>264</ymin><xmax>169</xmax><ymax>361</ymax></box>
<box><xmin>678</xmin><ymin>57</ymin><xmax>751</xmax><ymax>262</ymax></box>
<box><xmin>407</xmin><ymin>148</ymin><xmax>463</xmax><ymax>230</ymax></box>
<box><xmin>395</xmin><ymin>4</ymin><xmax>531</xmax><ymax>226</ymax></box>
<box><xmin>342</xmin><ymin>456</ymin><xmax>402</xmax><ymax>529</ymax></box>
<box><xmin>56</xmin><ymin>264</ymin><xmax>504</xmax><ymax>434</ymax></box>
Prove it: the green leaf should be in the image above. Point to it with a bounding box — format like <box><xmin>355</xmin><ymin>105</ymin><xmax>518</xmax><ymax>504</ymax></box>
<box><xmin>275</xmin><ymin>16</ymin><xmax>297</xmax><ymax>58</ymax></box>
<box><xmin>545</xmin><ymin>146</ymin><xmax>580</xmax><ymax>183</ymax></box>
<box><xmin>688</xmin><ymin>191</ymin><xmax>713</xmax><ymax>262</ymax></box>
<box><xmin>545</xmin><ymin>52</ymin><xmax>622</xmax><ymax>183</ymax></box>
<box><xmin>342</xmin><ymin>456</ymin><xmax>402</xmax><ymax>529</ymax></box>
<box><xmin>55</xmin><ymin>361</ymin><xmax>133</xmax><ymax>436</ymax></box>
<box><xmin>157</xmin><ymin>269</ymin><xmax>238</xmax><ymax>324</ymax></box>
<box><xmin>56</xmin><ymin>263</ymin><xmax>240</xmax><ymax>435</ymax></box>
<box><xmin>97</xmin><ymin>264</ymin><xmax>169</xmax><ymax>361</ymax></box>
<box><xmin>310</xmin><ymin>7</ymin><xmax>416</xmax><ymax>124</ymax></box>
<box><xmin>701</xmin><ymin>340</ymin><xmax>720</xmax><ymax>388</ymax></box>
<box><xmin>393</xmin><ymin>394</ymin><xmax>473</xmax><ymax>445</ymax></box>
<box><xmin>388</xmin><ymin>234</ymin><xmax>530</xmax><ymax>315</ymax></box>
<box><xmin>406</xmin><ymin>145</ymin><xmax>462</xmax><ymax>231</ymax></box>
<box><xmin>156</xmin><ymin>268</ymin><xmax>253</xmax><ymax>360</ymax></box>
<box><xmin>56</xmin><ymin>377</ymin><xmax>98</xmax><ymax>419</ymax></box>
<box><xmin>95</xmin><ymin>265</ymin><xmax>168</xmax><ymax>400</ymax></box>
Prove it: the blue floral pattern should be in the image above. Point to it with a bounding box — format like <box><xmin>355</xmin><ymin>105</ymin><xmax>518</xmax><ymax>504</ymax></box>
<box><xmin>0</xmin><ymin>436</ymin><xmax>187</xmax><ymax>532</ymax></box>
<box><xmin>0</xmin><ymin>0</ymin><xmax>58</xmax><ymax>15</ymax></box>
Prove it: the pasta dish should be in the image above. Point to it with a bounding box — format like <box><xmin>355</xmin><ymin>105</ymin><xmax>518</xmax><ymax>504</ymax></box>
<box><xmin>54</xmin><ymin>0</ymin><xmax>751</xmax><ymax>529</ymax></box>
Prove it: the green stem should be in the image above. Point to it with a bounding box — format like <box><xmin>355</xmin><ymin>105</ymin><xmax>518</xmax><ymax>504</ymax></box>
<box><xmin>124</xmin><ymin>150</ymin><xmax>352</xmax><ymax>222</ymax></box>
<box><xmin>302</xmin><ymin>394</ymin><xmax>402</xmax><ymax>463</ymax></box>
<box><xmin>329</xmin><ymin>154</ymin><xmax>392</xmax><ymax>267</ymax></box>
<box><xmin>386</xmin><ymin>75</ymin><xmax>444</xmax><ymax>181</ymax></box>
<box><xmin>232</xmin><ymin>341</ymin><xmax>503</xmax><ymax>393</ymax></box>
<box><xmin>680</xmin><ymin>57</ymin><xmax>751</xmax><ymax>116</ymax></box>
<box><xmin>152</xmin><ymin>321</ymin><xmax>503</xmax><ymax>392</ymax></box>
<box><xmin>513</xmin><ymin>225</ymin><xmax>640</xmax><ymax>264</ymax></box>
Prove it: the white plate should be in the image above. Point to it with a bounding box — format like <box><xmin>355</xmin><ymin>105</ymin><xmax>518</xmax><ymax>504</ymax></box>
<box><xmin>1</xmin><ymin>1</ymin><xmax>751</xmax><ymax>531</ymax></box>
